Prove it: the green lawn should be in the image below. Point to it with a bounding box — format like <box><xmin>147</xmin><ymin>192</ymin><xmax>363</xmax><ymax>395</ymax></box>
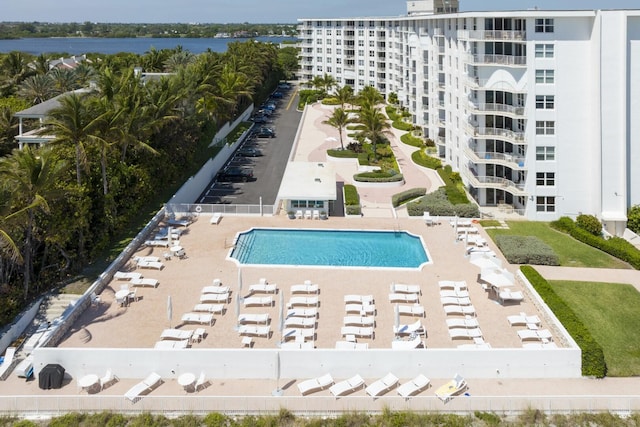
<box><xmin>549</xmin><ymin>280</ymin><xmax>640</xmax><ymax>376</ymax></box>
<box><xmin>485</xmin><ymin>221</ymin><xmax>630</xmax><ymax>269</ymax></box>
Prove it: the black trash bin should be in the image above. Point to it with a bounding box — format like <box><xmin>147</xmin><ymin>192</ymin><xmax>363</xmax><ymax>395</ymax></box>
<box><xmin>38</xmin><ymin>364</ymin><xmax>65</xmax><ymax>389</ymax></box>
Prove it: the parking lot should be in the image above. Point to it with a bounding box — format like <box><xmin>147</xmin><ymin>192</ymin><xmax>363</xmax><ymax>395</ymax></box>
<box><xmin>196</xmin><ymin>83</ymin><xmax>302</xmax><ymax>206</ymax></box>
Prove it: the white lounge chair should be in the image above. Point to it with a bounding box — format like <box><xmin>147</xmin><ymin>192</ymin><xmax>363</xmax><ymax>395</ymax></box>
<box><xmin>498</xmin><ymin>289</ymin><xmax>524</xmax><ymax>304</ymax></box>
<box><xmin>291</xmin><ymin>282</ymin><xmax>319</xmax><ymax>294</ymax></box>
<box><xmin>423</xmin><ymin>211</ymin><xmax>434</xmax><ymax>226</ymax></box>
<box><xmin>113</xmin><ymin>271</ymin><xmax>142</xmax><ymax>281</ymax></box>
<box><xmin>201</xmin><ymin>285</ymin><xmax>230</xmax><ymax>294</ymax></box>
<box><xmin>144</xmin><ymin>239</ymin><xmax>174</xmax><ymax>248</ymax></box>
<box><xmin>397</xmin><ymin>374</ymin><xmax>431</xmax><ymax>398</ymax></box>
<box><xmin>193</xmin><ymin>303</ymin><xmax>225</xmax><ymax>314</ymax></box>
<box><xmin>0</xmin><ymin>347</ymin><xmax>17</xmax><ymax>380</ymax></box>
<box><xmin>343</xmin><ymin>316</ymin><xmax>375</xmax><ymax>327</ymax></box>
<box><xmin>329</xmin><ymin>374</ymin><xmax>365</xmax><ymax>397</ymax></box>
<box><xmin>154</xmin><ymin>340</ymin><xmax>189</xmax><ymax>349</ymax></box>
<box><xmin>344</xmin><ymin>294</ymin><xmax>374</xmax><ymax>304</ymax></box>
<box><xmin>440</xmin><ymin>296</ymin><xmax>472</xmax><ymax>306</ymax></box>
<box><xmin>449</xmin><ymin>327</ymin><xmax>483</xmax><ymax>340</ymax></box>
<box><xmin>137</xmin><ymin>261</ymin><xmax>164</xmax><ymax>270</ymax></box>
<box><xmin>210</xmin><ymin>212</ymin><xmax>222</xmax><ymax>224</ymax></box>
<box><xmin>398</xmin><ymin>304</ymin><xmax>425</xmax><ymax>317</ymax></box>
<box><xmin>181</xmin><ymin>313</ymin><xmax>214</xmax><ymax>326</ymax></box>
<box><xmin>517</xmin><ymin>329</ymin><xmax>553</xmax><ymax>341</ymax></box>
<box><xmin>365</xmin><ymin>373</ymin><xmax>399</xmax><ymax>397</ymax></box>
<box><xmin>297</xmin><ymin>373</ymin><xmax>334</xmax><ymax>395</ymax></box>
<box><xmin>289</xmin><ymin>296</ymin><xmax>318</xmax><ymax>307</ymax></box>
<box><xmin>312</xmin><ymin>209</ymin><xmax>320</xmax><ymax>220</ymax></box>
<box><xmin>443</xmin><ymin>304</ymin><xmax>476</xmax><ymax>316</ymax></box>
<box><xmin>391</xmin><ymin>335</ymin><xmax>424</xmax><ymax>349</ymax></box>
<box><xmin>393</xmin><ymin>319</ymin><xmax>424</xmax><ymax>336</ymax></box>
<box><xmin>99</xmin><ymin>369</ymin><xmax>118</xmax><ymax>390</ymax></box>
<box><xmin>243</xmin><ymin>296</ymin><xmax>273</xmax><ymax>307</ymax></box>
<box><xmin>295</xmin><ymin>210</ymin><xmax>303</xmax><ymax>219</ymax></box>
<box><xmin>507</xmin><ymin>313</ymin><xmax>542</xmax><ymax>327</ymax></box>
<box><xmin>435</xmin><ymin>373</ymin><xmax>467</xmax><ymax>403</ymax></box>
<box><xmin>438</xmin><ymin>280</ymin><xmax>468</xmax><ymax>290</ymax></box>
<box><xmin>390</xmin><ymin>283</ymin><xmax>421</xmax><ymax>294</ymax></box>
<box><xmin>200</xmin><ymin>293</ymin><xmax>230</xmax><ymax>303</ymax></box>
<box><xmin>440</xmin><ymin>289</ymin><xmax>470</xmax><ymax>298</ymax></box>
<box><xmin>238</xmin><ymin>325</ymin><xmax>271</xmax><ymax>337</ymax></box>
<box><xmin>130</xmin><ymin>278</ymin><xmax>159</xmax><ymax>288</ymax></box>
<box><xmin>160</xmin><ymin>329</ymin><xmax>194</xmax><ymax>341</ymax></box>
<box><xmin>340</xmin><ymin>326</ymin><xmax>374</xmax><ymax>338</ymax></box>
<box><xmin>335</xmin><ymin>341</ymin><xmax>369</xmax><ymax>350</ymax></box>
<box><xmin>248</xmin><ymin>283</ymin><xmax>278</xmax><ymax>294</ymax></box>
<box><xmin>282</xmin><ymin>328</ymin><xmax>315</xmax><ymax>341</ymax></box>
<box><xmin>167</xmin><ymin>217</ymin><xmax>191</xmax><ymax>227</ymax></box>
<box><xmin>304</xmin><ymin>210</ymin><xmax>312</xmax><ymax>219</ymax></box>
<box><xmin>238</xmin><ymin>313</ymin><xmax>270</xmax><ymax>324</ymax></box>
<box><xmin>124</xmin><ymin>372</ymin><xmax>162</xmax><ymax>403</ymax></box>
<box><xmin>133</xmin><ymin>256</ymin><xmax>160</xmax><ymax>263</ymax></box>
<box><xmin>285</xmin><ymin>316</ymin><xmax>316</xmax><ymax>328</ymax></box>
<box><xmin>286</xmin><ymin>308</ymin><xmax>317</xmax><ymax>318</ymax></box>
<box><xmin>345</xmin><ymin>303</ymin><xmax>376</xmax><ymax>315</ymax></box>
<box><xmin>446</xmin><ymin>318</ymin><xmax>479</xmax><ymax>329</ymax></box>
<box><xmin>388</xmin><ymin>293</ymin><xmax>419</xmax><ymax>303</ymax></box>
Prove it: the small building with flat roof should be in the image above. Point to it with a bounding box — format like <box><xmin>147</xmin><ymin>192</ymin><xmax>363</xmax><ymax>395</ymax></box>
<box><xmin>278</xmin><ymin>162</ymin><xmax>336</xmax><ymax>217</ymax></box>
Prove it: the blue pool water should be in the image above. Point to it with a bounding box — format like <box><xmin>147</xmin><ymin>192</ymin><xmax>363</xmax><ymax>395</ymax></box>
<box><xmin>230</xmin><ymin>228</ymin><xmax>430</xmax><ymax>269</ymax></box>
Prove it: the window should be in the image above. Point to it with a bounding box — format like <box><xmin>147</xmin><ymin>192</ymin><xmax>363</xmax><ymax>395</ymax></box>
<box><xmin>535</xmin><ymin>18</ymin><xmax>554</xmax><ymax>33</ymax></box>
<box><xmin>316</xmin><ymin>38</ymin><xmax>323</xmax><ymax>44</ymax></box>
<box><xmin>316</xmin><ymin>48</ymin><xmax>323</xmax><ymax>53</ymax></box>
<box><xmin>535</xmin><ymin>43</ymin><xmax>554</xmax><ymax>58</ymax></box>
<box><xmin>327</xmin><ymin>29</ymin><xmax>332</xmax><ymax>36</ymax></box>
<box><xmin>336</xmin><ymin>29</ymin><xmax>342</xmax><ymax>36</ymax></box>
<box><xmin>536</xmin><ymin>196</ymin><xmax>556</xmax><ymax>212</ymax></box>
<box><xmin>536</xmin><ymin>146</ymin><xmax>555</xmax><ymax>160</ymax></box>
<box><xmin>536</xmin><ymin>121</ymin><xmax>555</xmax><ymax>135</ymax></box>
<box><xmin>536</xmin><ymin>95</ymin><xmax>555</xmax><ymax>109</ymax></box>
<box><xmin>327</xmin><ymin>48</ymin><xmax>332</xmax><ymax>54</ymax></box>
<box><xmin>536</xmin><ymin>172</ymin><xmax>555</xmax><ymax>186</ymax></box>
<box><xmin>535</xmin><ymin>69</ymin><xmax>555</xmax><ymax>84</ymax></box>
<box><xmin>327</xmin><ymin>66</ymin><xmax>332</xmax><ymax>73</ymax></box>
<box><xmin>336</xmin><ymin>67</ymin><xmax>342</xmax><ymax>73</ymax></box>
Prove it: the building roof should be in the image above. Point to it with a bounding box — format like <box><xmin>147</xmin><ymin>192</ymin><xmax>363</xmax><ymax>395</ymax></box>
<box><xmin>278</xmin><ymin>162</ymin><xmax>337</xmax><ymax>201</ymax></box>
<box><xmin>14</xmin><ymin>88</ymin><xmax>92</xmax><ymax>119</ymax></box>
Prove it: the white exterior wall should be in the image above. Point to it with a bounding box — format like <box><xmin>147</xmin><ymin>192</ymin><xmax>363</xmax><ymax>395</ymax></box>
<box><xmin>298</xmin><ymin>9</ymin><xmax>640</xmax><ymax>226</ymax></box>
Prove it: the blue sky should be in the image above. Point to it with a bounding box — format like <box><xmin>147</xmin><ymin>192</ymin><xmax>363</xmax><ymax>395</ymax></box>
<box><xmin>3</xmin><ymin>0</ymin><xmax>639</xmax><ymax>24</ymax></box>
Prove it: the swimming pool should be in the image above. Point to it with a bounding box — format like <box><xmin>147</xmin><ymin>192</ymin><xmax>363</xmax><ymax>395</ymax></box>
<box><xmin>229</xmin><ymin>228</ymin><xmax>430</xmax><ymax>269</ymax></box>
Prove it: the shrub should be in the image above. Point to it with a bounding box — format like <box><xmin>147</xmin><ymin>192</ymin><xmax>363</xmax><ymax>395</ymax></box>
<box><xmin>520</xmin><ymin>266</ymin><xmax>607</xmax><ymax>377</ymax></box>
<box><xmin>628</xmin><ymin>205</ymin><xmax>640</xmax><ymax>234</ymax></box>
<box><xmin>407</xmin><ymin>188</ymin><xmax>479</xmax><ymax>217</ymax></box>
<box><xmin>392</xmin><ymin>187</ymin><xmax>426</xmax><ymax>208</ymax></box>
<box><xmin>400</xmin><ymin>133</ymin><xmax>424</xmax><ymax>148</ymax></box>
<box><xmin>495</xmin><ymin>235</ymin><xmax>560</xmax><ymax>265</ymax></box>
<box><xmin>411</xmin><ymin>149</ymin><xmax>443</xmax><ymax>170</ymax></box>
<box><xmin>353</xmin><ymin>171</ymin><xmax>404</xmax><ymax>183</ymax></box>
<box><xmin>346</xmin><ymin>205</ymin><xmax>362</xmax><ymax>215</ymax></box>
<box><xmin>343</xmin><ymin>184</ymin><xmax>360</xmax><ymax>206</ymax></box>
<box><xmin>321</xmin><ymin>97</ymin><xmax>340</xmax><ymax>105</ymax></box>
<box><xmin>392</xmin><ymin>120</ymin><xmax>414</xmax><ymax>131</ymax></box>
<box><xmin>327</xmin><ymin>148</ymin><xmax>358</xmax><ymax>158</ymax></box>
<box><xmin>576</xmin><ymin>214</ymin><xmax>602</xmax><ymax>235</ymax></box>
<box><xmin>385</xmin><ymin>105</ymin><xmax>401</xmax><ymax>121</ymax></box>
<box><xmin>551</xmin><ymin>216</ymin><xmax>575</xmax><ymax>233</ymax></box>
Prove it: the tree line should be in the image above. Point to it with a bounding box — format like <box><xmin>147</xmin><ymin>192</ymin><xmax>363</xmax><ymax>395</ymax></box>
<box><xmin>0</xmin><ymin>41</ymin><xmax>293</xmax><ymax>325</ymax></box>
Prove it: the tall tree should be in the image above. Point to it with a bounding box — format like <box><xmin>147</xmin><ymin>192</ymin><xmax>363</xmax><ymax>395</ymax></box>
<box><xmin>358</xmin><ymin>104</ymin><xmax>392</xmax><ymax>162</ymax></box>
<box><xmin>323</xmin><ymin>107</ymin><xmax>355</xmax><ymax>151</ymax></box>
<box><xmin>18</xmin><ymin>74</ymin><xmax>55</xmax><ymax>105</ymax></box>
<box><xmin>357</xmin><ymin>85</ymin><xmax>384</xmax><ymax>107</ymax></box>
<box><xmin>333</xmin><ymin>85</ymin><xmax>354</xmax><ymax>109</ymax></box>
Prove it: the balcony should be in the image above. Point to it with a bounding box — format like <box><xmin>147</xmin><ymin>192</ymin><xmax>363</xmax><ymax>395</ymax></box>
<box><xmin>470</xmin><ymin>126</ymin><xmax>526</xmax><ymax>144</ymax></box>
<box><xmin>469</xmin><ymin>102</ymin><xmax>525</xmax><ymax>117</ymax></box>
<box><xmin>468</xmin><ymin>30</ymin><xmax>526</xmax><ymax>41</ymax></box>
<box><xmin>467</xmin><ymin>54</ymin><xmax>527</xmax><ymax>67</ymax></box>
<box><xmin>463</xmin><ymin>169</ymin><xmax>527</xmax><ymax>196</ymax></box>
<box><xmin>464</xmin><ymin>147</ymin><xmax>526</xmax><ymax>170</ymax></box>
<box><xmin>436</xmin><ymin>136</ymin><xmax>446</xmax><ymax>146</ymax></box>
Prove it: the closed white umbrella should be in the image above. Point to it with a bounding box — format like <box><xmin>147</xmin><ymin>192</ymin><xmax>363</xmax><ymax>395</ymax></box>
<box><xmin>278</xmin><ymin>291</ymin><xmax>285</xmax><ymax>335</ymax></box>
<box><xmin>272</xmin><ymin>351</ymin><xmax>283</xmax><ymax>396</ymax></box>
<box><xmin>235</xmin><ymin>268</ymin><xmax>243</xmax><ymax>329</ymax></box>
<box><xmin>453</xmin><ymin>216</ymin><xmax>458</xmax><ymax>242</ymax></box>
<box><xmin>167</xmin><ymin>226</ymin><xmax>173</xmax><ymax>247</ymax></box>
<box><xmin>394</xmin><ymin>303</ymin><xmax>400</xmax><ymax>337</ymax></box>
<box><xmin>167</xmin><ymin>295</ymin><xmax>172</xmax><ymax>328</ymax></box>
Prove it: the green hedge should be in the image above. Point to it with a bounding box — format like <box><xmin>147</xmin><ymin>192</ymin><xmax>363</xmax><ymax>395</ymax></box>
<box><xmin>411</xmin><ymin>149</ymin><xmax>443</xmax><ymax>170</ymax></box>
<box><xmin>392</xmin><ymin>188</ymin><xmax>427</xmax><ymax>208</ymax></box>
<box><xmin>392</xmin><ymin>120</ymin><xmax>414</xmax><ymax>131</ymax></box>
<box><xmin>346</xmin><ymin>205</ymin><xmax>362</xmax><ymax>215</ymax></box>
<box><xmin>551</xmin><ymin>217</ymin><xmax>640</xmax><ymax>269</ymax></box>
<box><xmin>495</xmin><ymin>235</ymin><xmax>560</xmax><ymax>265</ymax></box>
<box><xmin>343</xmin><ymin>184</ymin><xmax>360</xmax><ymax>206</ymax></box>
<box><xmin>353</xmin><ymin>171</ymin><xmax>404</xmax><ymax>183</ymax></box>
<box><xmin>321</xmin><ymin>97</ymin><xmax>341</xmax><ymax>105</ymax></box>
<box><xmin>327</xmin><ymin>149</ymin><xmax>358</xmax><ymax>158</ymax></box>
<box><xmin>400</xmin><ymin>133</ymin><xmax>424</xmax><ymax>148</ymax></box>
<box><xmin>520</xmin><ymin>266</ymin><xmax>607</xmax><ymax>378</ymax></box>
<box><xmin>385</xmin><ymin>105</ymin><xmax>401</xmax><ymax>121</ymax></box>
<box><xmin>407</xmin><ymin>188</ymin><xmax>479</xmax><ymax>217</ymax></box>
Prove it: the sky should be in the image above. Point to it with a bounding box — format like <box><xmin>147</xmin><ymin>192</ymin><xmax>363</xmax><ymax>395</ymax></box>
<box><xmin>3</xmin><ymin>0</ymin><xmax>640</xmax><ymax>24</ymax></box>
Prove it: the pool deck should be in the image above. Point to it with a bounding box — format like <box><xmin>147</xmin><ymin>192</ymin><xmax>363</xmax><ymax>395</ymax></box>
<box><xmin>1</xmin><ymin>100</ymin><xmax>640</xmax><ymax>411</ymax></box>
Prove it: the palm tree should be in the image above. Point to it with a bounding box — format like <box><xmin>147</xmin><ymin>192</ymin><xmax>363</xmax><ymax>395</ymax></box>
<box><xmin>358</xmin><ymin>104</ymin><xmax>392</xmax><ymax>162</ymax></box>
<box><xmin>333</xmin><ymin>85</ymin><xmax>354</xmax><ymax>109</ymax></box>
<box><xmin>18</xmin><ymin>74</ymin><xmax>55</xmax><ymax>105</ymax></box>
<box><xmin>0</xmin><ymin>51</ymin><xmax>35</xmax><ymax>97</ymax></box>
<box><xmin>48</xmin><ymin>68</ymin><xmax>78</xmax><ymax>95</ymax></box>
<box><xmin>357</xmin><ymin>85</ymin><xmax>384</xmax><ymax>107</ymax></box>
<box><xmin>323</xmin><ymin>107</ymin><xmax>355</xmax><ymax>151</ymax></box>
<box><xmin>0</xmin><ymin>146</ymin><xmax>67</xmax><ymax>298</ymax></box>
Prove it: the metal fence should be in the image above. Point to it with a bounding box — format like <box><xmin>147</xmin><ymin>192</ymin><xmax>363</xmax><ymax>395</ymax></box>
<box><xmin>166</xmin><ymin>203</ymin><xmax>277</xmax><ymax>217</ymax></box>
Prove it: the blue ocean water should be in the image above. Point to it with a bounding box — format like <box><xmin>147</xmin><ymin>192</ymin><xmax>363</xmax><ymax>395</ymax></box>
<box><xmin>231</xmin><ymin>228</ymin><xmax>429</xmax><ymax>269</ymax></box>
<box><xmin>0</xmin><ymin>36</ymin><xmax>296</xmax><ymax>55</ymax></box>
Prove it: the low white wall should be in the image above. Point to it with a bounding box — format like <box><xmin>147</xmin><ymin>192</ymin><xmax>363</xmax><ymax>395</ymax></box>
<box><xmin>0</xmin><ymin>298</ymin><xmax>42</xmax><ymax>354</ymax></box>
<box><xmin>33</xmin><ymin>346</ymin><xmax>581</xmax><ymax>381</ymax></box>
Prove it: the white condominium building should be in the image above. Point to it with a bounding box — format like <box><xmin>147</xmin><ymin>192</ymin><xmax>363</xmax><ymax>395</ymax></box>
<box><xmin>298</xmin><ymin>1</ymin><xmax>640</xmax><ymax>235</ymax></box>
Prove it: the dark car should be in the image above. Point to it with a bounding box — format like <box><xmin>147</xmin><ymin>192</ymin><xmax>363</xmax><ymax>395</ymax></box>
<box><xmin>216</xmin><ymin>167</ymin><xmax>254</xmax><ymax>182</ymax></box>
<box><xmin>237</xmin><ymin>147</ymin><xmax>263</xmax><ymax>157</ymax></box>
<box><xmin>272</xmin><ymin>91</ymin><xmax>283</xmax><ymax>98</ymax></box>
<box><xmin>252</xmin><ymin>115</ymin><xmax>268</xmax><ymax>124</ymax></box>
<box><xmin>255</xmin><ymin>127</ymin><xmax>276</xmax><ymax>138</ymax></box>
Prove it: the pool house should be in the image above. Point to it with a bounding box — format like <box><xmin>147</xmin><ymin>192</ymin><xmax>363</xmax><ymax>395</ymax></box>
<box><xmin>278</xmin><ymin>162</ymin><xmax>337</xmax><ymax>217</ymax></box>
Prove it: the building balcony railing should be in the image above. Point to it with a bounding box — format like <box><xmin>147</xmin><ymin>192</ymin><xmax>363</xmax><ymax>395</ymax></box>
<box><xmin>464</xmin><ymin>147</ymin><xmax>526</xmax><ymax>170</ymax></box>
<box><xmin>467</xmin><ymin>54</ymin><xmax>527</xmax><ymax>67</ymax></box>
<box><xmin>463</xmin><ymin>169</ymin><xmax>527</xmax><ymax>196</ymax></box>
<box><xmin>469</xmin><ymin>102</ymin><xmax>525</xmax><ymax>117</ymax></box>
<box><xmin>470</xmin><ymin>126</ymin><xmax>526</xmax><ymax>143</ymax></box>
<box><xmin>467</xmin><ymin>30</ymin><xmax>527</xmax><ymax>41</ymax></box>
<box><xmin>436</xmin><ymin>136</ymin><xmax>446</xmax><ymax>146</ymax></box>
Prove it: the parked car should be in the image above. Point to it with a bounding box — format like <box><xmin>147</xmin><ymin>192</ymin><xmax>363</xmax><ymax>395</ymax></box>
<box><xmin>216</xmin><ymin>167</ymin><xmax>254</xmax><ymax>182</ymax></box>
<box><xmin>255</xmin><ymin>127</ymin><xmax>276</xmax><ymax>138</ymax></box>
<box><xmin>272</xmin><ymin>91</ymin><xmax>283</xmax><ymax>98</ymax></box>
<box><xmin>251</xmin><ymin>115</ymin><xmax>268</xmax><ymax>124</ymax></box>
<box><xmin>237</xmin><ymin>147</ymin><xmax>263</xmax><ymax>157</ymax></box>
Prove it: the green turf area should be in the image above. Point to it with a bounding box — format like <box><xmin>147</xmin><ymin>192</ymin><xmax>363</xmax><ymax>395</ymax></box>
<box><xmin>485</xmin><ymin>221</ymin><xmax>630</xmax><ymax>269</ymax></box>
<box><xmin>549</xmin><ymin>280</ymin><xmax>640</xmax><ymax>376</ymax></box>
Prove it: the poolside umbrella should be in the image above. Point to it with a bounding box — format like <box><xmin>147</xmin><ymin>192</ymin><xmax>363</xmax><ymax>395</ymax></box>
<box><xmin>453</xmin><ymin>216</ymin><xmax>458</xmax><ymax>242</ymax></box>
<box><xmin>464</xmin><ymin>229</ymin><xmax>469</xmax><ymax>254</ymax></box>
<box><xmin>272</xmin><ymin>351</ymin><xmax>283</xmax><ymax>396</ymax></box>
<box><xmin>235</xmin><ymin>267</ymin><xmax>243</xmax><ymax>329</ymax></box>
<box><xmin>278</xmin><ymin>291</ymin><xmax>285</xmax><ymax>337</ymax></box>
<box><xmin>167</xmin><ymin>295</ymin><xmax>172</xmax><ymax>328</ymax></box>
<box><xmin>394</xmin><ymin>303</ymin><xmax>400</xmax><ymax>338</ymax></box>
<box><xmin>167</xmin><ymin>226</ymin><xmax>173</xmax><ymax>247</ymax></box>
<box><xmin>469</xmin><ymin>253</ymin><xmax>502</xmax><ymax>270</ymax></box>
